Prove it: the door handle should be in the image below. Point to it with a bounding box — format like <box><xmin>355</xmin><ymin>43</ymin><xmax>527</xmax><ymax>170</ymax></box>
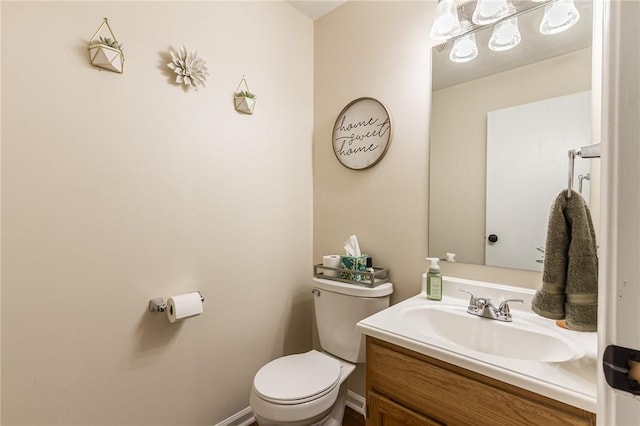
<box><xmin>603</xmin><ymin>345</ymin><xmax>640</xmax><ymax>395</ymax></box>
<box><xmin>488</xmin><ymin>234</ymin><xmax>499</xmax><ymax>243</ymax></box>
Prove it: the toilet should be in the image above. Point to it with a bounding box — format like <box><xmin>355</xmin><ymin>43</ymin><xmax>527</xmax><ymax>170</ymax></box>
<box><xmin>250</xmin><ymin>277</ymin><xmax>393</xmax><ymax>426</ymax></box>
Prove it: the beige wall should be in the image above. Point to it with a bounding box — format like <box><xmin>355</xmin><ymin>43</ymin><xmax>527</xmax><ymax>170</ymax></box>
<box><xmin>312</xmin><ymin>2</ymin><xmax>592</xmax><ymax>305</ymax></box>
<box><xmin>314</xmin><ymin>1</ymin><xmax>433</xmax><ymax>305</ymax></box>
<box><xmin>430</xmin><ymin>48</ymin><xmax>593</xmax><ymax>286</ymax></box>
<box><xmin>0</xmin><ymin>0</ymin><xmax>602</xmax><ymax>422</ymax></box>
<box><xmin>314</xmin><ymin>1</ymin><xmax>434</xmax><ymax>397</ymax></box>
<box><xmin>313</xmin><ymin>2</ymin><xmax>597</xmax><ymax>398</ymax></box>
<box><xmin>1</xmin><ymin>2</ymin><xmax>312</xmax><ymax>425</ymax></box>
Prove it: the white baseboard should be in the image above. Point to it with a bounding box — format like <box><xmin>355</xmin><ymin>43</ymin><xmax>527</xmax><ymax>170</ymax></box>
<box><xmin>214</xmin><ymin>406</ymin><xmax>255</xmax><ymax>426</ymax></box>
<box><xmin>345</xmin><ymin>390</ymin><xmax>366</xmax><ymax>416</ymax></box>
<box><xmin>215</xmin><ymin>391</ymin><xmax>364</xmax><ymax>426</ymax></box>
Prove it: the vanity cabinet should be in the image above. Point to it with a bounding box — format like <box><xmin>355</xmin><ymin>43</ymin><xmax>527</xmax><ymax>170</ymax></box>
<box><xmin>365</xmin><ymin>337</ymin><xmax>596</xmax><ymax>426</ymax></box>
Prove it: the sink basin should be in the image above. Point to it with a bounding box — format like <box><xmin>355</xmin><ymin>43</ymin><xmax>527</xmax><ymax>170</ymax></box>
<box><xmin>356</xmin><ymin>278</ymin><xmax>598</xmax><ymax>414</ymax></box>
<box><xmin>401</xmin><ymin>304</ymin><xmax>584</xmax><ymax>362</ymax></box>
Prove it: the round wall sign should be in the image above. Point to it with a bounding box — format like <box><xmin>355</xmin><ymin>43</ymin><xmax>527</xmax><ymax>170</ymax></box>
<box><xmin>332</xmin><ymin>97</ymin><xmax>392</xmax><ymax>170</ymax></box>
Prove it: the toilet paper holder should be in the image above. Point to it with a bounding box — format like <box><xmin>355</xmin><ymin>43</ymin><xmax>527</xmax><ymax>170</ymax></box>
<box><xmin>148</xmin><ymin>292</ymin><xmax>205</xmax><ymax>313</ymax></box>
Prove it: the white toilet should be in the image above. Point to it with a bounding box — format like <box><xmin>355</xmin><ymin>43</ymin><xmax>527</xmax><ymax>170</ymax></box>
<box><xmin>250</xmin><ymin>277</ymin><xmax>393</xmax><ymax>426</ymax></box>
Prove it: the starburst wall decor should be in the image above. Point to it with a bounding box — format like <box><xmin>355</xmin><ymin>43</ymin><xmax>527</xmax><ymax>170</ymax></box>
<box><xmin>167</xmin><ymin>46</ymin><xmax>209</xmax><ymax>90</ymax></box>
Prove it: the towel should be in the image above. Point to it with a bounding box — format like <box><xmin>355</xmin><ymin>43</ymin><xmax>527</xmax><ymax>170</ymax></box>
<box><xmin>531</xmin><ymin>190</ymin><xmax>598</xmax><ymax>332</ymax></box>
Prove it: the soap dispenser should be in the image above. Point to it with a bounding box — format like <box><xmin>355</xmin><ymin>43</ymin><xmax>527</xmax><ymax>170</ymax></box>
<box><xmin>426</xmin><ymin>257</ymin><xmax>442</xmax><ymax>301</ymax></box>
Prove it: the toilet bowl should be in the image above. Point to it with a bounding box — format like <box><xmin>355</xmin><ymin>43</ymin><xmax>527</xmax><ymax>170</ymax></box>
<box><xmin>250</xmin><ymin>278</ymin><xmax>393</xmax><ymax>425</ymax></box>
<box><xmin>249</xmin><ymin>350</ymin><xmax>355</xmax><ymax>426</ymax></box>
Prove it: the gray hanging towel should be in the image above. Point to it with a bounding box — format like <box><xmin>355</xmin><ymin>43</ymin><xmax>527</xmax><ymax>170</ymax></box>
<box><xmin>531</xmin><ymin>190</ymin><xmax>598</xmax><ymax>332</ymax></box>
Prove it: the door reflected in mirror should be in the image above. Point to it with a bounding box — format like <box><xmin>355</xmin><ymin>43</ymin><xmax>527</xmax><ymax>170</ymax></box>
<box><xmin>428</xmin><ymin>0</ymin><xmax>596</xmax><ymax>272</ymax></box>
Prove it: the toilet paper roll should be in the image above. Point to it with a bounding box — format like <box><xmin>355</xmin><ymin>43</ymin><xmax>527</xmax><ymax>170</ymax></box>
<box><xmin>322</xmin><ymin>255</ymin><xmax>341</xmax><ymax>277</ymax></box>
<box><xmin>166</xmin><ymin>292</ymin><xmax>204</xmax><ymax>323</ymax></box>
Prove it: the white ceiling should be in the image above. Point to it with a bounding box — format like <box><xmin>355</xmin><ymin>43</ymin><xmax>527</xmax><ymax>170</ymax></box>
<box><xmin>286</xmin><ymin>0</ymin><xmax>347</xmax><ymax>20</ymax></box>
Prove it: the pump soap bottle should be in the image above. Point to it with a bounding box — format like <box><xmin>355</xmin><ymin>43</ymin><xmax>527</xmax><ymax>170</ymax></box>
<box><xmin>426</xmin><ymin>257</ymin><xmax>442</xmax><ymax>301</ymax></box>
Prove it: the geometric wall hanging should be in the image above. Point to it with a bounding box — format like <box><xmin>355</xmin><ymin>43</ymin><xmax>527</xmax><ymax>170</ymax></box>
<box><xmin>88</xmin><ymin>18</ymin><xmax>124</xmax><ymax>74</ymax></box>
<box><xmin>234</xmin><ymin>76</ymin><xmax>256</xmax><ymax>115</ymax></box>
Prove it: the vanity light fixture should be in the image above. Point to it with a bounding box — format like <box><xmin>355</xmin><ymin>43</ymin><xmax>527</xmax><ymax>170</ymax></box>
<box><xmin>488</xmin><ymin>17</ymin><xmax>521</xmax><ymax>51</ymax></box>
<box><xmin>449</xmin><ymin>24</ymin><xmax>478</xmax><ymax>63</ymax></box>
<box><xmin>430</xmin><ymin>0</ymin><xmax>462</xmax><ymax>41</ymax></box>
<box><xmin>434</xmin><ymin>0</ymin><xmax>581</xmax><ymax>63</ymax></box>
<box><xmin>472</xmin><ymin>0</ymin><xmax>510</xmax><ymax>25</ymax></box>
<box><xmin>539</xmin><ymin>0</ymin><xmax>580</xmax><ymax>35</ymax></box>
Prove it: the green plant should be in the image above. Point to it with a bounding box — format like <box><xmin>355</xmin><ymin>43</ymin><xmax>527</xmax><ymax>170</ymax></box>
<box><xmin>93</xmin><ymin>36</ymin><xmax>123</xmax><ymax>50</ymax></box>
<box><xmin>236</xmin><ymin>90</ymin><xmax>256</xmax><ymax>99</ymax></box>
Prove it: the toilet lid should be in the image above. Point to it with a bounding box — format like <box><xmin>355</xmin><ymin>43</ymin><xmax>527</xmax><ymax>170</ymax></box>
<box><xmin>253</xmin><ymin>350</ymin><xmax>341</xmax><ymax>404</ymax></box>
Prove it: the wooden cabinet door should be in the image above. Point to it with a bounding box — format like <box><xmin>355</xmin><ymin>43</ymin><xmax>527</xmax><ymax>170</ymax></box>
<box><xmin>366</xmin><ymin>337</ymin><xmax>596</xmax><ymax>426</ymax></box>
<box><xmin>368</xmin><ymin>391</ymin><xmax>444</xmax><ymax>426</ymax></box>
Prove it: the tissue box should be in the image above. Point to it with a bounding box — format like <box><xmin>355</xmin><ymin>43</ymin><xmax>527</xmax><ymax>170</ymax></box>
<box><xmin>340</xmin><ymin>255</ymin><xmax>368</xmax><ymax>281</ymax></box>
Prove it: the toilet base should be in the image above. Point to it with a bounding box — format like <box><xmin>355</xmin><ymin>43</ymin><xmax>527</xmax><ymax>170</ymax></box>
<box><xmin>253</xmin><ymin>381</ymin><xmax>349</xmax><ymax>426</ymax></box>
<box><xmin>319</xmin><ymin>383</ymin><xmax>347</xmax><ymax>426</ymax></box>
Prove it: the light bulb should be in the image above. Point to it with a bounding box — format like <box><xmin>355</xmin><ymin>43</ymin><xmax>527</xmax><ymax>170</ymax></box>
<box><xmin>472</xmin><ymin>0</ymin><xmax>510</xmax><ymax>25</ymax></box>
<box><xmin>450</xmin><ymin>33</ymin><xmax>478</xmax><ymax>63</ymax></box>
<box><xmin>430</xmin><ymin>0</ymin><xmax>462</xmax><ymax>40</ymax></box>
<box><xmin>540</xmin><ymin>0</ymin><xmax>580</xmax><ymax>35</ymax></box>
<box><xmin>488</xmin><ymin>17</ymin><xmax>521</xmax><ymax>51</ymax></box>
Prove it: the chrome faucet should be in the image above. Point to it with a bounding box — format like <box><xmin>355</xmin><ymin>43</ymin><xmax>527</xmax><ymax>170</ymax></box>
<box><xmin>458</xmin><ymin>289</ymin><xmax>523</xmax><ymax>322</ymax></box>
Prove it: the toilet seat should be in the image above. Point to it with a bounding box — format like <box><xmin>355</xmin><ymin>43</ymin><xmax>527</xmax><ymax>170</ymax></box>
<box><xmin>253</xmin><ymin>350</ymin><xmax>341</xmax><ymax>405</ymax></box>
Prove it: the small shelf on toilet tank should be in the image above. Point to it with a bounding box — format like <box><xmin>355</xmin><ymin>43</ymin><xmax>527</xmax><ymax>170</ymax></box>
<box><xmin>313</xmin><ymin>264</ymin><xmax>390</xmax><ymax>288</ymax></box>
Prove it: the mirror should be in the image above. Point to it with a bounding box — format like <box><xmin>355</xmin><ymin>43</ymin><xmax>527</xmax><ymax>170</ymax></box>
<box><xmin>428</xmin><ymin>1</ymin><xmax>595</xmax><ymax>272</ymax></box>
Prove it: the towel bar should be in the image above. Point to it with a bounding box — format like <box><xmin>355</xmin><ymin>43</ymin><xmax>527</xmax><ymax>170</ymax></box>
<box><xmin>567</xmin><ymin>143</ymin><xmax>601</xmax><ymax>197</ymax></box>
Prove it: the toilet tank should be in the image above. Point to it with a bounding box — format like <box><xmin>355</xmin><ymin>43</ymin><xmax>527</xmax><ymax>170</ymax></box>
<box><xmin>312</xmin><ymin>278</ymin><xmax>393</xmax><ymax>363</ymax></box>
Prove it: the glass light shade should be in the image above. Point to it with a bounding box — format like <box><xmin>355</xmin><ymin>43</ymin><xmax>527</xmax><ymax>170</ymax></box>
<box><xmin>488</xmin><ymin>17</ymin><xmax>521</xmax><ymax>51</ymax></box>
<box><xmin>539</xmin><ymin>0</ymin><xmax>580</xmax><ymax>35</ymax></box>
<box><xmin>430</xmin><ymin>0</ymin><xmax>462</xmax><ymax>40</ymax></box>
<box><xmin>472</xmin><ymin>0</ymin><xmax>510</xmax><ymax>25</ymax></box>
<box><xmin>450</xmin><ymin>33</ymin><xmax>478</xmax><ymax>63</ymax></box>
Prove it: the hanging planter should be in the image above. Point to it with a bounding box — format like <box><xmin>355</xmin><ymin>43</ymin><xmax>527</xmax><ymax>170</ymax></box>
<box><xmin>88</xmin><ymin>18</ymin><xmax>124</xmax><ymax>74</ymax></box>
<box><xmin>234</xmin><ymin>77</ymin><xmax>256</xmax><ymax>115</ymax></box>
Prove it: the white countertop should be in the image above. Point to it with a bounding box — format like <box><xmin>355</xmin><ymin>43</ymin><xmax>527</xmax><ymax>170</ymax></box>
<box><xmin>356</xmin><ymin>276</ymin><xmax>597</xmax><ymax>413</ymax></box>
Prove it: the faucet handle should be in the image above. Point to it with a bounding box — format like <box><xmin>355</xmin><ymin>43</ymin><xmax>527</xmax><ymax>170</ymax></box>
<box><xmin>458</xmin><ymin>289</ymin><xmax>478</xmax><ymax>307</ymax></box>
<box><xmin>498</xmin><ymin>299</ymin><xmax>524</xmax><ymax>317</ymax></box>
